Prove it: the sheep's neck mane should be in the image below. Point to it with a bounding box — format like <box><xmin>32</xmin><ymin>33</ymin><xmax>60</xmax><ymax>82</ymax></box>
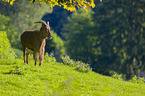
<box><xmin>39</xmin><ymin>28</ymin><xmax>47</xmax><ymax>39</ymax></box>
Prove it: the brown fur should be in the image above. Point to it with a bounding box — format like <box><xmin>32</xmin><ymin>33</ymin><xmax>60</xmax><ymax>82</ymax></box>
<box><xmin>20</xmin><ymin>21</ymin><xmax>52</xmax><ymax>66</ymax></box>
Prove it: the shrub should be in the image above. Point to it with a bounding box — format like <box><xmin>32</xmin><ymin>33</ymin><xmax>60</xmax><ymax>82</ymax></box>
<box><xmin>13</xmin><ymin>48</ymin><xmax>23</xmax><ymax>59</ymax></box>
<box><xmin>61</xmin><ymin>55</ymin><xmax>91</xmax><ymax>73</ymax></box>
<box><xmin>111</xmin><ymin>73</ymin><xmax>123</xmax><ymax>80</ymax></box>
<box><xmin>61</xmin><ymin>56</ymin><xmax>75</xmax><ymax>67</ymax></box>
<box><xmin>130</xmin><ymin>75</ymin><xmax>145</xmax><ymax>84</ymax></box>
<box><xmin>44</xmin><ymin>52</ymin><xmax>56</xmax><ymax>62</ymax></box>
<box><xmin>75</xmin><ymin>61</ymin><xmax>91</xmax><ymax>73</ymax></box>
<box><xmin>0</xmin><ymin>32</ymin><xmax>16</xmax><ymax>64</ymax></box>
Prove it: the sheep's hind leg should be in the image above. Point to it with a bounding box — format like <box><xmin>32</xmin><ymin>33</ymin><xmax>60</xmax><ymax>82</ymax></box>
<box><xmin>33</xmin><ymin>52</ymin><xmax>39</xmax><ymax>66</ymax></box>
<box><xmin>26</xmin><ymin>49</ymin><xmax>32</xmax><ymax>64</ymax></box>
<box><xmin>39</xmin><ymin>47</ymin><xmax>45</xmax><ymax>66</ymax></box>
<box><xmin>39</xmin><ymin>54</ymin><xmax>44</xmax><ymax>66</ymax></box>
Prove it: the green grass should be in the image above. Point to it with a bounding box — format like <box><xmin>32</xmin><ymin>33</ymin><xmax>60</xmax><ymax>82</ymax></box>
<box><xmin>12</xmin><ymin>48</ymin><xmax>23</xmax><ymax>59</ymax></box>
<box><xmin>0</xmin><ymin>58</ymin><xmax>145</xmax><ymax>96</ymax></box>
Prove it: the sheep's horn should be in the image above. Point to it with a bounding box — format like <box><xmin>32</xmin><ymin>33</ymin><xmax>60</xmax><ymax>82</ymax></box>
<box><xmin>35</xmin><ymin>21</ymin><xmax>47</xmax><ymax>26</ymax></box>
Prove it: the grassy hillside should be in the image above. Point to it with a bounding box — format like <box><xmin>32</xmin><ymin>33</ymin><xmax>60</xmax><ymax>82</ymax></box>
<box><xmin>0</xmin><ymin>32</ymin><xmax>145</xmax><ymax>96</ymax></box>
<box><xmin>0</xmin><ymin>57</ymin><xmax>145</xmax><ymax>96</ymax></box>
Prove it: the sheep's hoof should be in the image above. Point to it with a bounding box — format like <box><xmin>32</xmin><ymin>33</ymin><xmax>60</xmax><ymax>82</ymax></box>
<box><xmin>39</xmin><ymin>63</ymin><xmax>42</xmax><ymax>66</ymax></box>
<box><xmin>35</xmin><ymin>62</ymin><xmax>37</xmax><ymax>66</ymax></box>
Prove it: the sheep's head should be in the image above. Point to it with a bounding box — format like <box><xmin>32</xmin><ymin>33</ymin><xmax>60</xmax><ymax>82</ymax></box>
<box><xmin>36</xmin><ymin>21</ymin><xmax>52</xmax><ymax>39</ymax></box>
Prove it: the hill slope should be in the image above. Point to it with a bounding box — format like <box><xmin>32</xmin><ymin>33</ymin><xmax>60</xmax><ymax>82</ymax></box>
<box><xmin>0</xmin><ymin>58</ymin><xmax>145</xmax><ymax>96</ymax></box>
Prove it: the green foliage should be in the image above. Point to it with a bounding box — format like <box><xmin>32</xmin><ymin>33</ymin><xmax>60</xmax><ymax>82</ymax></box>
<box><xmin>11</xmin><ymin>0</ymin><xmax>52</xmax><ymax>32</ymax></box>
<box><xmin>0</xmin><ymin>14</ymin><xmax>9</xmax><ymax>30</ymax></box>
<box><xmin>51</xmin><ymin>31</ymin><xmax>63</xmax><ymax>48</ymax></box>
<box><xmin>62</xmin><ymin>55</ymin><xmax>75</xmax><ymax>67</ymax></box>
<box><xmin>1</xmin><ymin>0</ymin><xmax>65</xmax><ymax>61</ymax></box>
<box><xmin>93</xmin><ymin>0</ymin><xmax>145</xmax><ymax>79</ymax></box>
<box><xmin>45</xmin><ymin>31</ymin><xmax>65</xmax><ymax>54</ymax></box>
<box><xmin>42</xmin><ymin>6</ymin><xmax>71</xmax><ymax>38</ymax></box>
<box><xmin>0</xmin><ymin>0</ymin><xmax>16</xmax><ymax>16</ymax></box>
<box><xmin>62</xmin><ymin>55</ymin><xmax>91</xmax><ymax>73</ymax></box>
<box><xmin>12</xmin><ymin>48</ymin><xmax>23</xmax><ymax>59</ymax></box>
<box><xmin>112</xmin><ymin>73</ymin><xmax>123</xmax><ymax>81</ymax></box>
<box><xmin>0</xmin><ymin>32</ymin><xmax>16</xmax><ymax>64</ymax></box>
<box><xmin>44</xmin><ymin>52</ymin><xmax>56</xmax><ymax>62</ymax></box>
<box><xmin>1</xmin><ymin>0</ymin><xmax>52</xmax><ymax>49</ymax></box>
<box><xmin>63</xmin><ymin>8</ymin><xmax>95</xmax><ymax>63</ymax></box>
<box><xmin>75</xmin><ymin>61</ymin><xmax>91</xmax><ymax>73</ymax></box>
<box><xmin>130</xmin><ymin>75</ymin><xmax>145</xmax><ymax>84</ymax></box>
<box><xmin>0</xmin><ymin>14</ymin><xmax>18</xmax><ymax>48</ymax></box>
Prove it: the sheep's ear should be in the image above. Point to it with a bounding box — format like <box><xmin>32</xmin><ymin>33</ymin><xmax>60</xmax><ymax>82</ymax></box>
<box><xmin>47</xmin><ymin>21</ymin><xmax>49</xmax><ymax>26</ymax></box>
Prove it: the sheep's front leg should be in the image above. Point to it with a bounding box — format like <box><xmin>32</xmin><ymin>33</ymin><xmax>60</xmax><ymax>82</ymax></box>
<box><xmin>23</xmin><ymin>47</ymin><xmax>26</xmax><ymax>64</ymax></box>
<box><xmin>26</xmin><ymin>49</ymin><xmax>32</xmax><ymax>64</ymax></box>
<box><xmin>33</xmin><ymin>51</ymin><xmax>39</xmax><ymax>66</ymax></box>
<box><xmin>39</xmin><ymin>47</ymin><xmax>45</xmax><ymax>66</ymax></box>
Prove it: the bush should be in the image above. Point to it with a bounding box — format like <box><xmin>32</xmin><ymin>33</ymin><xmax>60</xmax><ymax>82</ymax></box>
<box><xmin>61</xmin><ymin>55</ymin><xmax>91</xmax><ymax>73</ymax></box>
<box><xmin>111</xmin><ymin>73</ymin><xmax>123</xmax><ymax>80</ymax></box>
<box><xmin>0</xmin><ymin>32</ymin><xmax>16</xmax><ymax>64</ymax></box>
<box><xmin>130</xmin><ymin>75</ymin><xmax>145</xmax><ymax>84</ymax></box>
<box><xmin>75</xmin><ymin>61</ymin><xmax>91</xmax><ymax>73</ymax></box>
<box><xmin>13</xmin><ymin>48</ymin><xmax>23</xmax><ymax>59</ymax></box>
<box><xmin>44</xmin><ymin>52</ymin><xmax>56</xmax><ymax>63</ymax></box>
<box><xmin>61</xmin><ymin>56</ymin><xmax>75</xmax><ymax>67</ymax></box>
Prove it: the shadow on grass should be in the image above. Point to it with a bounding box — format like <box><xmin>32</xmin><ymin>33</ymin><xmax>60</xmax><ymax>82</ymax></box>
<box><xmin>2</xmin><ymin>71</ymin><xmax>23</xmax><ymax>75</ymax></box>
<box><xmin>2</xmin><ymin>65</ymin><xmax>25</xmax><ymax>75</ymax></box>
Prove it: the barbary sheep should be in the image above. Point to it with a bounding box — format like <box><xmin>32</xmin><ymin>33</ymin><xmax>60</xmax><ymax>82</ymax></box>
<box><xmin>20</xmin><ymin>21</ymin><xmax>52</xmax><ymax>66</ymax></box>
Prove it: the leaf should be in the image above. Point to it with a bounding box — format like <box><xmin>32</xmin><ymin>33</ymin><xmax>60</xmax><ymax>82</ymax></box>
<box><xmin>90</xmin><ymin>2</ymin><xmax>95</xmax><ymax>8</ymax></box>
<box><xmin>10</xmin><ymin>1</ymin><xmax>14</xmax><ymax>5</ymax></box>
<box><xmin>3</xmin><ymin>0</ymin><xmax>96</xmax><ymax>11</ymax></box>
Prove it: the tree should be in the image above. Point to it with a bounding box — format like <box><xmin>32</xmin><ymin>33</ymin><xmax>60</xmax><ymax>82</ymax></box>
<box><xmin>63</xmin><ymin>8</ymin><xmax>95</xmax><ymax>63</ymax></box>
<box><xmin>93</xmin><ymin>0</ymin><xmax>145</xmax><ymax>79</ymax></box>
<box><xmin>1</xmin><ymin>0</ymin><xmax>52</xmax><ymax>49</ymax></box>
<box><xmin>45</xmin><ymin>30</ymin><xmax>65</xmax><ymax>62</ymax></box>
<box><xmin>0</xmin><ymin>0</ymin><xmax>18</xmax><ymax>16</ymax></box>
<box><xmin>0</xmin><ymin>13</ymin><xmax>18</xmax><ymax>48</ymax></box>
<box><xmin>1</xmin><ymin>0</ymin><xmax>65</xmax><ymax>56</ymax></box>
<box><xmin>3</xmin><ymin>0</ymin><xmax>98</xmax><ymax>11</ymax></box>
<box><xmin>42</xmin><ymin>6</ymin><xmax>72</xmax><ymax>37</ymax></box>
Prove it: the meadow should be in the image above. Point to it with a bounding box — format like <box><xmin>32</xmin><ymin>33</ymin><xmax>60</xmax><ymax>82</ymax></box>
<box><xmin>0</xmin><ymin>32</ymin><xmax>145</xmax><ymax>96</ymax></box>
<box><xmin>0</xmin><ymin>57</ymin><xmax>145</xmax><ymax>96</ymax></box>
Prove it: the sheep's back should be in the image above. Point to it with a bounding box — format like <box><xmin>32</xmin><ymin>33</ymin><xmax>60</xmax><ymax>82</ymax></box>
<box><xmin>21</xmin><ymin>30</ymin><xmax>40</xmax><ymax>50</ymax></box>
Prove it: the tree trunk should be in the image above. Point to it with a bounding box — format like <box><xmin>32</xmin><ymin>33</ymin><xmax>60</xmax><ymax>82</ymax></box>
<box><xmin>126</xmin><ymin>64</ymin><xmax>134</xmax><ymax>80</ymax></box>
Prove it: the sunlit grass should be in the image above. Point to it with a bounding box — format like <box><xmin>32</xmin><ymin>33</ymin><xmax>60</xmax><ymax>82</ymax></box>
<box><xmin>0</xmin><ymin>57</ymin><xmax>145</xmax><ymax>96</ymax></box>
